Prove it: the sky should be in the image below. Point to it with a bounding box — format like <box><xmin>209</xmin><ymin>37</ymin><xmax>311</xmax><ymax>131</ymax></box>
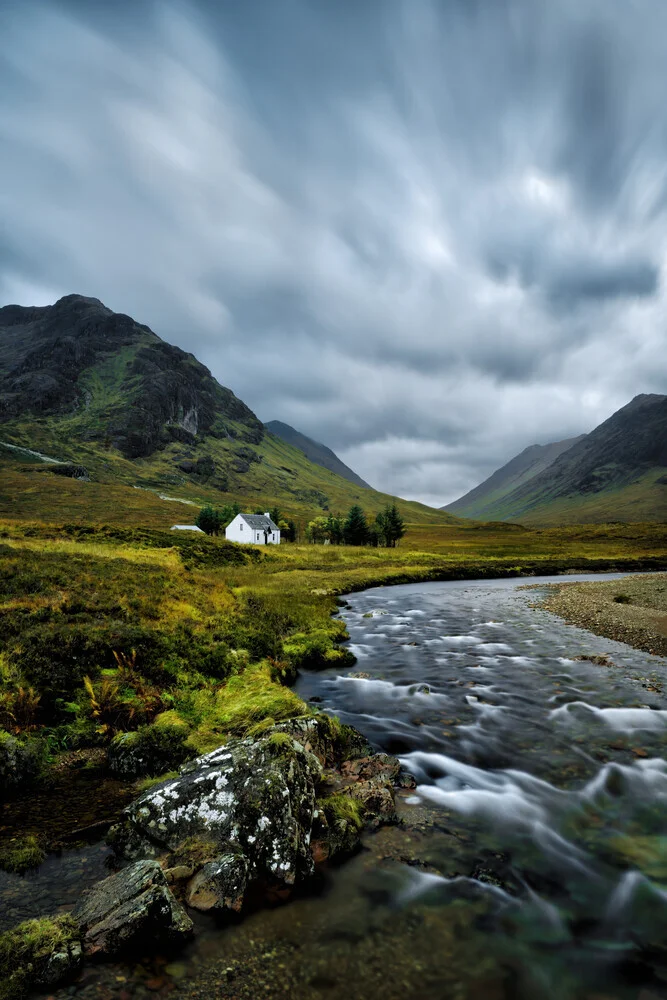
<box><xmin>1</xmin><ymin>0</ymin><xmax>667</xmax><ymax>507</ymax></box>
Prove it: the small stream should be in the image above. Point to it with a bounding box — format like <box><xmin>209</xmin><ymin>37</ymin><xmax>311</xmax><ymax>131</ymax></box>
<box><xmin>38</xmin><ymin>573</ymin><xmax>667</xmax><ymax>999</ymax></box>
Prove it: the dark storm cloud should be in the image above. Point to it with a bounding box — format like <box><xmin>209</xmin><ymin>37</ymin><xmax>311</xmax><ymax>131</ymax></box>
<box><xmin>1</xmin><ymin>0</ymin><xmax>667</xmax><ymax>506</ymax></box>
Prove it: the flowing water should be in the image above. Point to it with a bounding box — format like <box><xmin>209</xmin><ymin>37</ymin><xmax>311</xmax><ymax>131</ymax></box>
<box><xmin>41</xmin><ymin>573</ymin><xmax>667</xmax><ymax>999</ymax></box>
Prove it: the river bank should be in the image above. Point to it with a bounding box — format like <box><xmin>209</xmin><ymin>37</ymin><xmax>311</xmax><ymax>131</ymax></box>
<box><xmin>2</xmin><ymin>521</ymin><xmax>667</xmax><ymax>998</ymax></box>
<box><xmin>38</xmin><ymin>571</ymin><xmax>667</xmax><ymax>1000</ymax></box>
<box><xmin>539</xmin><ymin>571</ymin><xmax>667</xmax><ymax>658</ymax></box>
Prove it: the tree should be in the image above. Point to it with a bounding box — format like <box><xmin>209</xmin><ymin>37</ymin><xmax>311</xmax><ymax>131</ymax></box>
<box><xmin>343</xmin><ymin>505</ymin><xmax>369</xmax><ymax>546</ymax></box>
<box><xmin>375</xmin><ymin>504</ymin><xmax>406</xmax><ymax>547</ymax></box>
<box><xmin>325</xmin><ymin>512</ymin><xmax>344</xmax><ymax>545</ymax></box>
<box><xmin>385</xmin><ymin>503</ymin><xmax>406</xmax><ymax>547</ymax></box>
<box><xmin>196</xmin><ymin>505</ymin><xmax>222</xmax><ymax>536</ymax></box>
<box><xmin>219</xmin><ymin>502</ymin><xmax>241</xmax><ymax>529</ymax></box>
<box><xmin>307</xmin><ymin>516</ymin><xmax>329</xmax><ymax>544</ymax></box>
<box><xmin>269</xmin><ymin>506</ymin><xmax>281</xmax><ymax>526</ymax></box>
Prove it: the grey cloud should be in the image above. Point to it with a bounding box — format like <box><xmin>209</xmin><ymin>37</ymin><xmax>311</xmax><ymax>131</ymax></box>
<box><xmin>1</xmin><ymin>0</ymin><xmax>667</xmax><ymax>505</ymax></box>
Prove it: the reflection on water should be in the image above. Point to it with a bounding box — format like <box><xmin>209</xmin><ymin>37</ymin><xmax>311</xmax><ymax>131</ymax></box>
<box><xmin>43</xmin><ymin>573</ymin><xmax>667</xmax><ymax>998</ymax></box>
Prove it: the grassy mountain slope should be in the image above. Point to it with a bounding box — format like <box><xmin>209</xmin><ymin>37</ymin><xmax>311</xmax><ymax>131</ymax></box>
<box><xmin>265</xmin><ymin>420</ymin><xmax>372</xmax><ymax>490</ymax></box>
<box><xmin>449</xmin><ymin>394</ymin><xmax>667</xmax><ymax>525</ymax></box>
<box><xmin>444</xmin><ymin>436</ymin><xmax>584</xmax><ymax>519</ymax></box>
<box><xmin>0</xmin><ymin>295</ymin><xmax>455</xmax><ymax>528</ymax></box>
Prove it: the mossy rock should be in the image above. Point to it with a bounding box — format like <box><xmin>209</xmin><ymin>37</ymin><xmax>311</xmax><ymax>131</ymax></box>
<box><xmin>108</xmin><ymin>722</ymin><xmax>196</xmax><ymax>779</ymax></box>
<box><xmin>0</xmin><ymin>915</ymin><xmax>82</xmax><ymax>999</ymax></box>
<box><xmin>313</xmin><ymin>794</ymin><xmax>365</xmax><ymax>861</ymax></box>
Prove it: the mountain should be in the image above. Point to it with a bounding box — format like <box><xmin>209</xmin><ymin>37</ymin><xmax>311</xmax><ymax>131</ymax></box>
<box><xmin>444</xmin><ymin>436</ymin><xmax>584</xmax><ymax>520</ymax></box>
<box><xmin>265</xmin><ymin>420</ymin><xmax>371</xmax><ymax>490</ymax></box>
<box><xmin>445</xmin><ymin>394</ymin><xmax>667</xmax><ymax>525</ymax></box>
<box><xmin>0</xmin><ymin>294</ymin><xmax>455</xmax><ymax>527</ymax></box>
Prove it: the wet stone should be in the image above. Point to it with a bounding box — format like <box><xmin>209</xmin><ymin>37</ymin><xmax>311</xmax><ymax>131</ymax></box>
<box><xmin>72</xmin><ymin>860</ymin><xmax>193</xmax><ymax>958</ymax></box>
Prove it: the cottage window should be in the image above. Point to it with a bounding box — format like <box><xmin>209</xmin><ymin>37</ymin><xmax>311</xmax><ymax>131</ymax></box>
<box><xmin>240</xmin><ymin>523</ymin><xmax>243</xmax><ymax>531</ymax></box>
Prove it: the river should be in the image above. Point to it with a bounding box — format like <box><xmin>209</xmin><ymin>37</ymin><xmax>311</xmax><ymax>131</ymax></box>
<box><xmin>43</xmin><ymin>573</ymin><xmax>667</xmax><ymax>999</ymax></box>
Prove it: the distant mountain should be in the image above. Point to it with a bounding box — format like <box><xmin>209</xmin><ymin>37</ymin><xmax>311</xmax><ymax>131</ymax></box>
<box><xmin>444</xmin><ymin>436</ymin><xmax>584</xmax><ymax>519</ymax></box>
<box><xmin>0</xmin><ymin>294</ymin><xmax>451</xmax><ymax>527</ymax></box>
<box><xmin>445</xmin><ymin>394</ymin><xmax>667</xmax><ymax>524</ymax></box>
<box><xmin>265</xmin><ymin>420</ymin><xmax>371</xmax><ymax>490</ymax></box>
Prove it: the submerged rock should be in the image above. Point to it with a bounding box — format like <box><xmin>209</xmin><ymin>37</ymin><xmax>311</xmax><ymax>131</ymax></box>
<box><xmin>72</xmin><ymin>859</ymin><xmax>193</xmax><ymax>957</ymax></box>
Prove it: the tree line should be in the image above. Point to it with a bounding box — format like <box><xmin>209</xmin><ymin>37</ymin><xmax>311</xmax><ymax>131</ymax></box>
<box><xmin>195</xmin><ymin>502</ymin><xmax>405</xmax><ymax>547</ymax></box>
<box><xmin>306</xmin><ymin>503</ymin><xmax>406</xmax><ymax>547</ymax></box>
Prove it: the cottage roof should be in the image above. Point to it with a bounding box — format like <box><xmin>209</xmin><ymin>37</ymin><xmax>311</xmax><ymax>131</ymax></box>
<box><xmin>239</xmin><ymin>513</ymin><xmax>280</xmax><ymax>531</ymax></box>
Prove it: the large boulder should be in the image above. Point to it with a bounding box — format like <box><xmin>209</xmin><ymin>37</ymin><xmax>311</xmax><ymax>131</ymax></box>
<box><xmin>0</xmin><ymin>729</ymin><xmax>41</xmax><ymax>800</ymax></box>
<box><xmin>72</xmin><ymin>860</ymin><xmax>193</xmax><ymax>958</ymax></box>
<box><xmin>112</xmin><ymin>732</ymin><xmax>322</xmax><ymax>889</ymax></box>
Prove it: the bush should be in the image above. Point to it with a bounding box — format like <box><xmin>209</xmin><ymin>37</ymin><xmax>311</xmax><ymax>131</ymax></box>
<box><xmin>283</xmin><ymin>629</ymin><xmax>356</xmax><ymax>672</ymax></box>
<box><xmin>0</xmin><ymin>730</ymin><xmax>42</xmax><ymax>799</ymax></box>
<box><xmin>108</xmin><ymin>721</ymin><xmax>196</xmax><ymax>779</ymax></box>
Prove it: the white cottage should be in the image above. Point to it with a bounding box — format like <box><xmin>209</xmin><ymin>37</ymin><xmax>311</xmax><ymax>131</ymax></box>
<box><xmin>225</xmin><ymin>512</ymin><xmax>281</xmax><ymax>545</ymax></box>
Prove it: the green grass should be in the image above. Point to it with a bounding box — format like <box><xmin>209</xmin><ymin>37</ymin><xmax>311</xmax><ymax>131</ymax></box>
<box><xmin>0</xmin><ymin>834</ymin><xmax>45</xmax><ymax>874</ymax></box>
<box><xmin>0</xmin><ymin>419</ymin><xmax>456</xmax><ymax>532</ymax></box>
<box><xmin>0</xmin><ymin>511</ymin><xmax>665</xmax><ymax>786</ymax></box>
<box><xmin>0</xmin><ymin>914</ymin><xmax>79</xmax><ymax>999</ymax></box>
<box><xmin>457</xmin><ymin>467</ymin><xmax>667</xmax><ymax>526</ymax></box>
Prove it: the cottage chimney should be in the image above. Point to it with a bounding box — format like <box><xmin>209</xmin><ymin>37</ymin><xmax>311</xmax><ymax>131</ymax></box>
<box><xmin>264</xmin><ymin>512</ymin><xmax>271</xmax><ymax>518</ymax></box>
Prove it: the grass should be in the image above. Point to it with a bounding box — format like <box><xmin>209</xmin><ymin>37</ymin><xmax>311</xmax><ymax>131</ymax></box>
<box><xmin>0</xmin><ymin>834</ymin><xmax>46</xmax><ymax>874</ymax></box>
<box><xmin>0</xmin><ymin>914</ymin><xmax>79</xmax><ymax>999</ymax></box>
<box><xmin>0</xmin><ymin>511</ymin><xmax>665</xmax><ymax>791</ymax></box>
<box><xmin>0</xmin><ymin>421</ymin><xmax>456</xmax><ymax>532</ymax></box>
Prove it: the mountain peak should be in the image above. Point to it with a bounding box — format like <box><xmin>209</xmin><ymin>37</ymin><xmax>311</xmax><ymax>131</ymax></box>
<box><xmin>266</xmin><ymin>420</ymin><xmax>372</xmax><ymax>490</ymax></box>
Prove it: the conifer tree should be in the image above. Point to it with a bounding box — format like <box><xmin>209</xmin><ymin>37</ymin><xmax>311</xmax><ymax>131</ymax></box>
<box><xmin>343</xmin><ymin>505</ymin><xmax>369</xmax><ymax>546</ymax></box>
<box><xmin>196</xmin><ymin>505</ymin><xmax>222</xmax><ymax>536</ymax></box>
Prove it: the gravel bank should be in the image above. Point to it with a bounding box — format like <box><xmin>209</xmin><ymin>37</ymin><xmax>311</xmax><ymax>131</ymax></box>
<box><xmin>540</xmin><ymin>572</ymin><xmax>667</xmax><ymax>656</ymax></box>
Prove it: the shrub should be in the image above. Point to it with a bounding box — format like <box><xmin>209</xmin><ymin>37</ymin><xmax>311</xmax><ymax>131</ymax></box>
<box><xmin>108</xmin><ymin>721</ymin><xmax>196</xmax><ymax>779</ymax></box>
<box><xmin>0</xmin><ymin>730</ymin><xmax>42</xmax><ymax>799</ymax></box>
<box><xmin>283</xmin><ymin>629</ymin><xmax>356</xmax><ymax>672</ymax></box>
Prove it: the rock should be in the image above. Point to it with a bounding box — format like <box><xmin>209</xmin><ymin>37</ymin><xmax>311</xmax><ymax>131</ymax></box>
<box><xmin>112</xmin><ymin>732</ymin><xmax>322</xmax><ymax>889</ymax></box>
<box><xmin>341</xmin><ymin>753</ymin><xmax>402</xmax><ymax>783</ymax></box>
<box><xmin>272</xmin><ymin>715</ymin><xmax>371</xmax><ymax>769</ymax></box>
<box><xmin>163</xmin><ymin>864</ymin><xmax>195</xmax><ymax>883</ymax></box>
<box><xmin>0</xmin><ymin>729</ymin><xmax>41</xmax><ymax>800</ymax></box>
<box><xmin>72</xmin><ymin>859</ymin><xmax>193</xmax><ymax>957</ymax></box>
<box><xmin>340</xmin><ymin>754</ymin><xmax>403</xmax><ymax>827</ymax></box>
<box><xmin>35</xmin><ymin>940</ymin><xmax>83</xmax><ymax>987</ymax></box>
<box><xmin>186</xmin><ymin>852</ymin><xmax>250</xmax><ymax>913</ymax></box>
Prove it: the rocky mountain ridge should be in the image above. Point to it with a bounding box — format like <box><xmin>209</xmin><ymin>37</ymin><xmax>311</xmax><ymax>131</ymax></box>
<box><xmin>265</xmin><ymin>420</ymin><xmax>371</xmax><ymax>490</ymax></box>
<box><xmin>445</xmin><ymin>394</ymin><xmax>667</xmax><ymax>524</ymax></box>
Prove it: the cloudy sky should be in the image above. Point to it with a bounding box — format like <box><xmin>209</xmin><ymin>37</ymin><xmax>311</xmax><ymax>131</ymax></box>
<box><xmin>2</xmin><ymin>0</ymin><xmax>667</xmax><ymax>506</ymax></box>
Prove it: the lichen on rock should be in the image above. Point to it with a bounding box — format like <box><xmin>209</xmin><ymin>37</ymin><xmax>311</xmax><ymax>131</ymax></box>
<box><xmin>111</xmin><ymin>730</ymin><xmax>322</xmax><ymax>891</ymax></box>
<box><xmin>72</xmin><ymin>859</ymin><xmax>193</xmax><ymax>958</ymax></box>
